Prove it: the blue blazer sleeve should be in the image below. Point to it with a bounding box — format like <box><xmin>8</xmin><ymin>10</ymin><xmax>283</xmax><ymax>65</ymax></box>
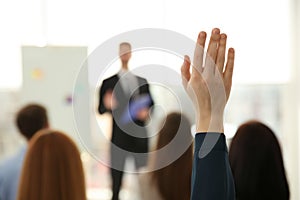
<box><xmin>191</xmin><ymin>133</ymin><xmax>235</xmax><ymax>200</ymax></box>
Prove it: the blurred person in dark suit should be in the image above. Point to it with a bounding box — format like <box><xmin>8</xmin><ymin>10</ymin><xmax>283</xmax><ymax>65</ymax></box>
<box><xmin>98</xmin><ymin>42</ymin><xmax>154</xmax><ymax>200</ymax></box>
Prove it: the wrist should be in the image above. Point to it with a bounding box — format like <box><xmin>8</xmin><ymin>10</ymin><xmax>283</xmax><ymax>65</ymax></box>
<box><xmin>195</xmin><ymin>113</ymin><xmax>224</xmax><ymax>133</ymax></box>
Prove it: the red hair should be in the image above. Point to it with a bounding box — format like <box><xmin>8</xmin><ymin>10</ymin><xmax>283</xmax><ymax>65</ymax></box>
<box><xmin>17</xmin><ymin>130</ymin><xmax>86</xmax><ymax>200</ymax></box>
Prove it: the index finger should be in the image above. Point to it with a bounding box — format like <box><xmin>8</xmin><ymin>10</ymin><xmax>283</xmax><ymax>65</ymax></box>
<box><xmin>192</xmin><ymin>31</ymin><xmax>207</xmax><ymax>75</ymax></box>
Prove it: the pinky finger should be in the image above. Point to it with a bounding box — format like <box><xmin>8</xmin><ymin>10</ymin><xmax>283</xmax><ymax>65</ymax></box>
<box><xmin>224</xmin><ymin>48</ymin><xmax>235</xmax><ymax>82</ymax></box>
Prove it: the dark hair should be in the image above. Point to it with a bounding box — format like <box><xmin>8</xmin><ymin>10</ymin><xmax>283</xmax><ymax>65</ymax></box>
<box><xmin>17</xmin><ymin>130</ymin><xmax>86</xmax><ymax>200</ymax></box>
<box><xmin>15</xmin><ymin>104</ymin><xmax>48</xmax><ymax>140</ymax></box>
<box><xmin>119</xmin><ymin>42</ymin><xmax>131</xmax><ymax>49</ymax></box>
<box><xmin>151</xmin><ymin>112</ymin><xmax>193</xmax><ymax>200</ymax></box>
<box><xmin>229</xmin><ymin>120</ymin><xmax>289</xmax><ymax>200</ymax></box>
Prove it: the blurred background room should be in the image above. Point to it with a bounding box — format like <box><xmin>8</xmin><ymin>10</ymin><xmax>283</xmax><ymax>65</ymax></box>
<box><xmin>0</xmin><ymin>0</ymin><xmax>300</xmax><ymax>199</ymax></box>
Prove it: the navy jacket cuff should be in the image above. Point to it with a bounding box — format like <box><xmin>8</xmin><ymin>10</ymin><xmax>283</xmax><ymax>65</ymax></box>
<box><xmin>195</xmin><ymin>132</ymin><xmax>227</xmax><ymax>153</ymax></box>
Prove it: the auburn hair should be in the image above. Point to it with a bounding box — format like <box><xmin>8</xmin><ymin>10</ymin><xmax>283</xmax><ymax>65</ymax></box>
<box><xmin>151</xmin><ymin>112</ymin><xmax>193</xmax><ymax>200</ymax></box>
<box><xmin>17</xmin><ymin>130</ymin><xmax>86</xmax><ymax>200</ymax></box>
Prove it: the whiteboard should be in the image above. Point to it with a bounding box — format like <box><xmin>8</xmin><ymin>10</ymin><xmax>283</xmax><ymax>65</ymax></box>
<box><xmin>21</xmin><ymin>46</ymin><xmax>91</xmax><ymax>149</ymax></box>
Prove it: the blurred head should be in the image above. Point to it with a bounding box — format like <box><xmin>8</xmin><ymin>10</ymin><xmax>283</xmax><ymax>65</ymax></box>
<box><xmin>151</xmin><ymin>112</ymin><xmax>193</xmax><ymax>200</ymax></box>
<box><xmin>229</xmin><ymin>120</ymin><xmax>289</xmax><ymax>200</ymax></box>
<box><xmin>17</xmin><ymin>130</ymin><xmax>86</xmax><ymax>200</ymax></box>
<box><xmin>119</xmin><ymin>42</ymin><xmax>132</xmax><ymax>65</ymax></box>
<box><xmin>15</xmin><ymin>104</ymin><xmax>48</xmax><ymax>141</ymax></box>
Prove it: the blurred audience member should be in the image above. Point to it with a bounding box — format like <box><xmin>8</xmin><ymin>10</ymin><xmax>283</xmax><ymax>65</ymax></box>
<box><xmin>139</xmin><ymin>112</ymin><xmax>193</xmax><ymax>200</ymax></box>
<box><xmin>229</xmin><ymin>120</ymin><xmax>290</xmax><ymax>200</ymax></box>
<box><xmin>0</xmin><ymin>104</ymin><xmax>48</xmax><ymax>200</ymax></box>
<box><xmin>17</xmin><ymin>129</ymin><xmax>86</xmax><ymax>200</ymax></box>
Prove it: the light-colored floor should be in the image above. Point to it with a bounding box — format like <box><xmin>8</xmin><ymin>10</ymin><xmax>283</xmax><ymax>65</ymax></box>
<box><xmin>85</xmin><ymin>155</ymin><xmax>142</xmax><ymax>200</ymax></box>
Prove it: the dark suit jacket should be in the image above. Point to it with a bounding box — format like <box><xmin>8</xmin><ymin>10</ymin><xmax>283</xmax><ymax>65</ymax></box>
<box><xmin>98</xmin><ymin>74</ymin><xmax>154</xmax><ymax>153</ymax></box>
<box><xmin>191</xmin><ymin>133</ymin><xmax>235</xmax><ymax>200</ymax></box>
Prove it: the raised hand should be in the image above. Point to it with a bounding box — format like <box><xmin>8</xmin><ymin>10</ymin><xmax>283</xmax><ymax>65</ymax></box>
<box><xmin>181</xmin><ymin>28</ymin><xmax>235</xmax><ymax>132</ymax></box>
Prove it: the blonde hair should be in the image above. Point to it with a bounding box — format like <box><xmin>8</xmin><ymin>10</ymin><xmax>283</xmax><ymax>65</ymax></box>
<box><xmin>17</xmin><ymin>130</ymin><xmax>86</xmax><ymax>200</ymax></box>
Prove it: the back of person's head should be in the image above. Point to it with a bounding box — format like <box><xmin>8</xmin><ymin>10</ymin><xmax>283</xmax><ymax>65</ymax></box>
<box><xmin>15</xmin><ymin>104</ymin><xmax>48</xmax><ymax>140</ymax></box>
<box><xmin>229</xmin><ymin>120</ymin><xmax>289</xmax><ymax>200</ymax></box>
<box><xmin>17</xmin><ymin>130</ymin><xmax>86</xmax><ymax>200</ymax></box>
<box><xmin>151</xmin><ymin>112</ymin><xmax>193</xmax><ymax>200</ymax></box>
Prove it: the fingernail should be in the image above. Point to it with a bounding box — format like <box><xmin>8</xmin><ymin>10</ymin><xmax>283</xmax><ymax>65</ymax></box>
<box><xmin>221</xmin><ymin>33</ymin><xmax>227</xmax><ymax>39</ymax></box>
<box><xmin>184</xmin><ymin>55</ymin><xmax>187</xmax><ymax>63</ymax></box>
<box><xmin>198</xmin><ymin>31</ymin><xmax>206</xmax><ymax>38</ymax></box>
<box><xmin>213</xmin><ymin>28</ymin><xmax>220</xmax><ymax>34</ymax></box>
<box><xmin>184</xmin><ymin>55</ymin><xmax>190</xmax><ymax>63</ymax></box>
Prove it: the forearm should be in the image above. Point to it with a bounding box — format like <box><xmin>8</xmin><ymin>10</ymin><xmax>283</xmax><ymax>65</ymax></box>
<box><xmin>191</xmin><ymin>133</ymin><xmax>235</xmax><ymax>200</ymax></box>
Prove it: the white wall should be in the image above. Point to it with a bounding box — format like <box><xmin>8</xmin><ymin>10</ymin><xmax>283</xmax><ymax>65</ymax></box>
<box><xmin>0</xmin><ymin>0</ymin><xmax>292</xmax><ymax>88</ymax></box>
<box><xmin>281</xmin><ymin>0</ymin><xmax>300</xmax><ymax>199</ymax></box>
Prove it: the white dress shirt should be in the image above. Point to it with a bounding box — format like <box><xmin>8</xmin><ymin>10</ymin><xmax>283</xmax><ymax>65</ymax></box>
<box><xmin>118</xmin><ymin>68</ymin><xmax>139</xmax><ymax>96</ymax></box>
